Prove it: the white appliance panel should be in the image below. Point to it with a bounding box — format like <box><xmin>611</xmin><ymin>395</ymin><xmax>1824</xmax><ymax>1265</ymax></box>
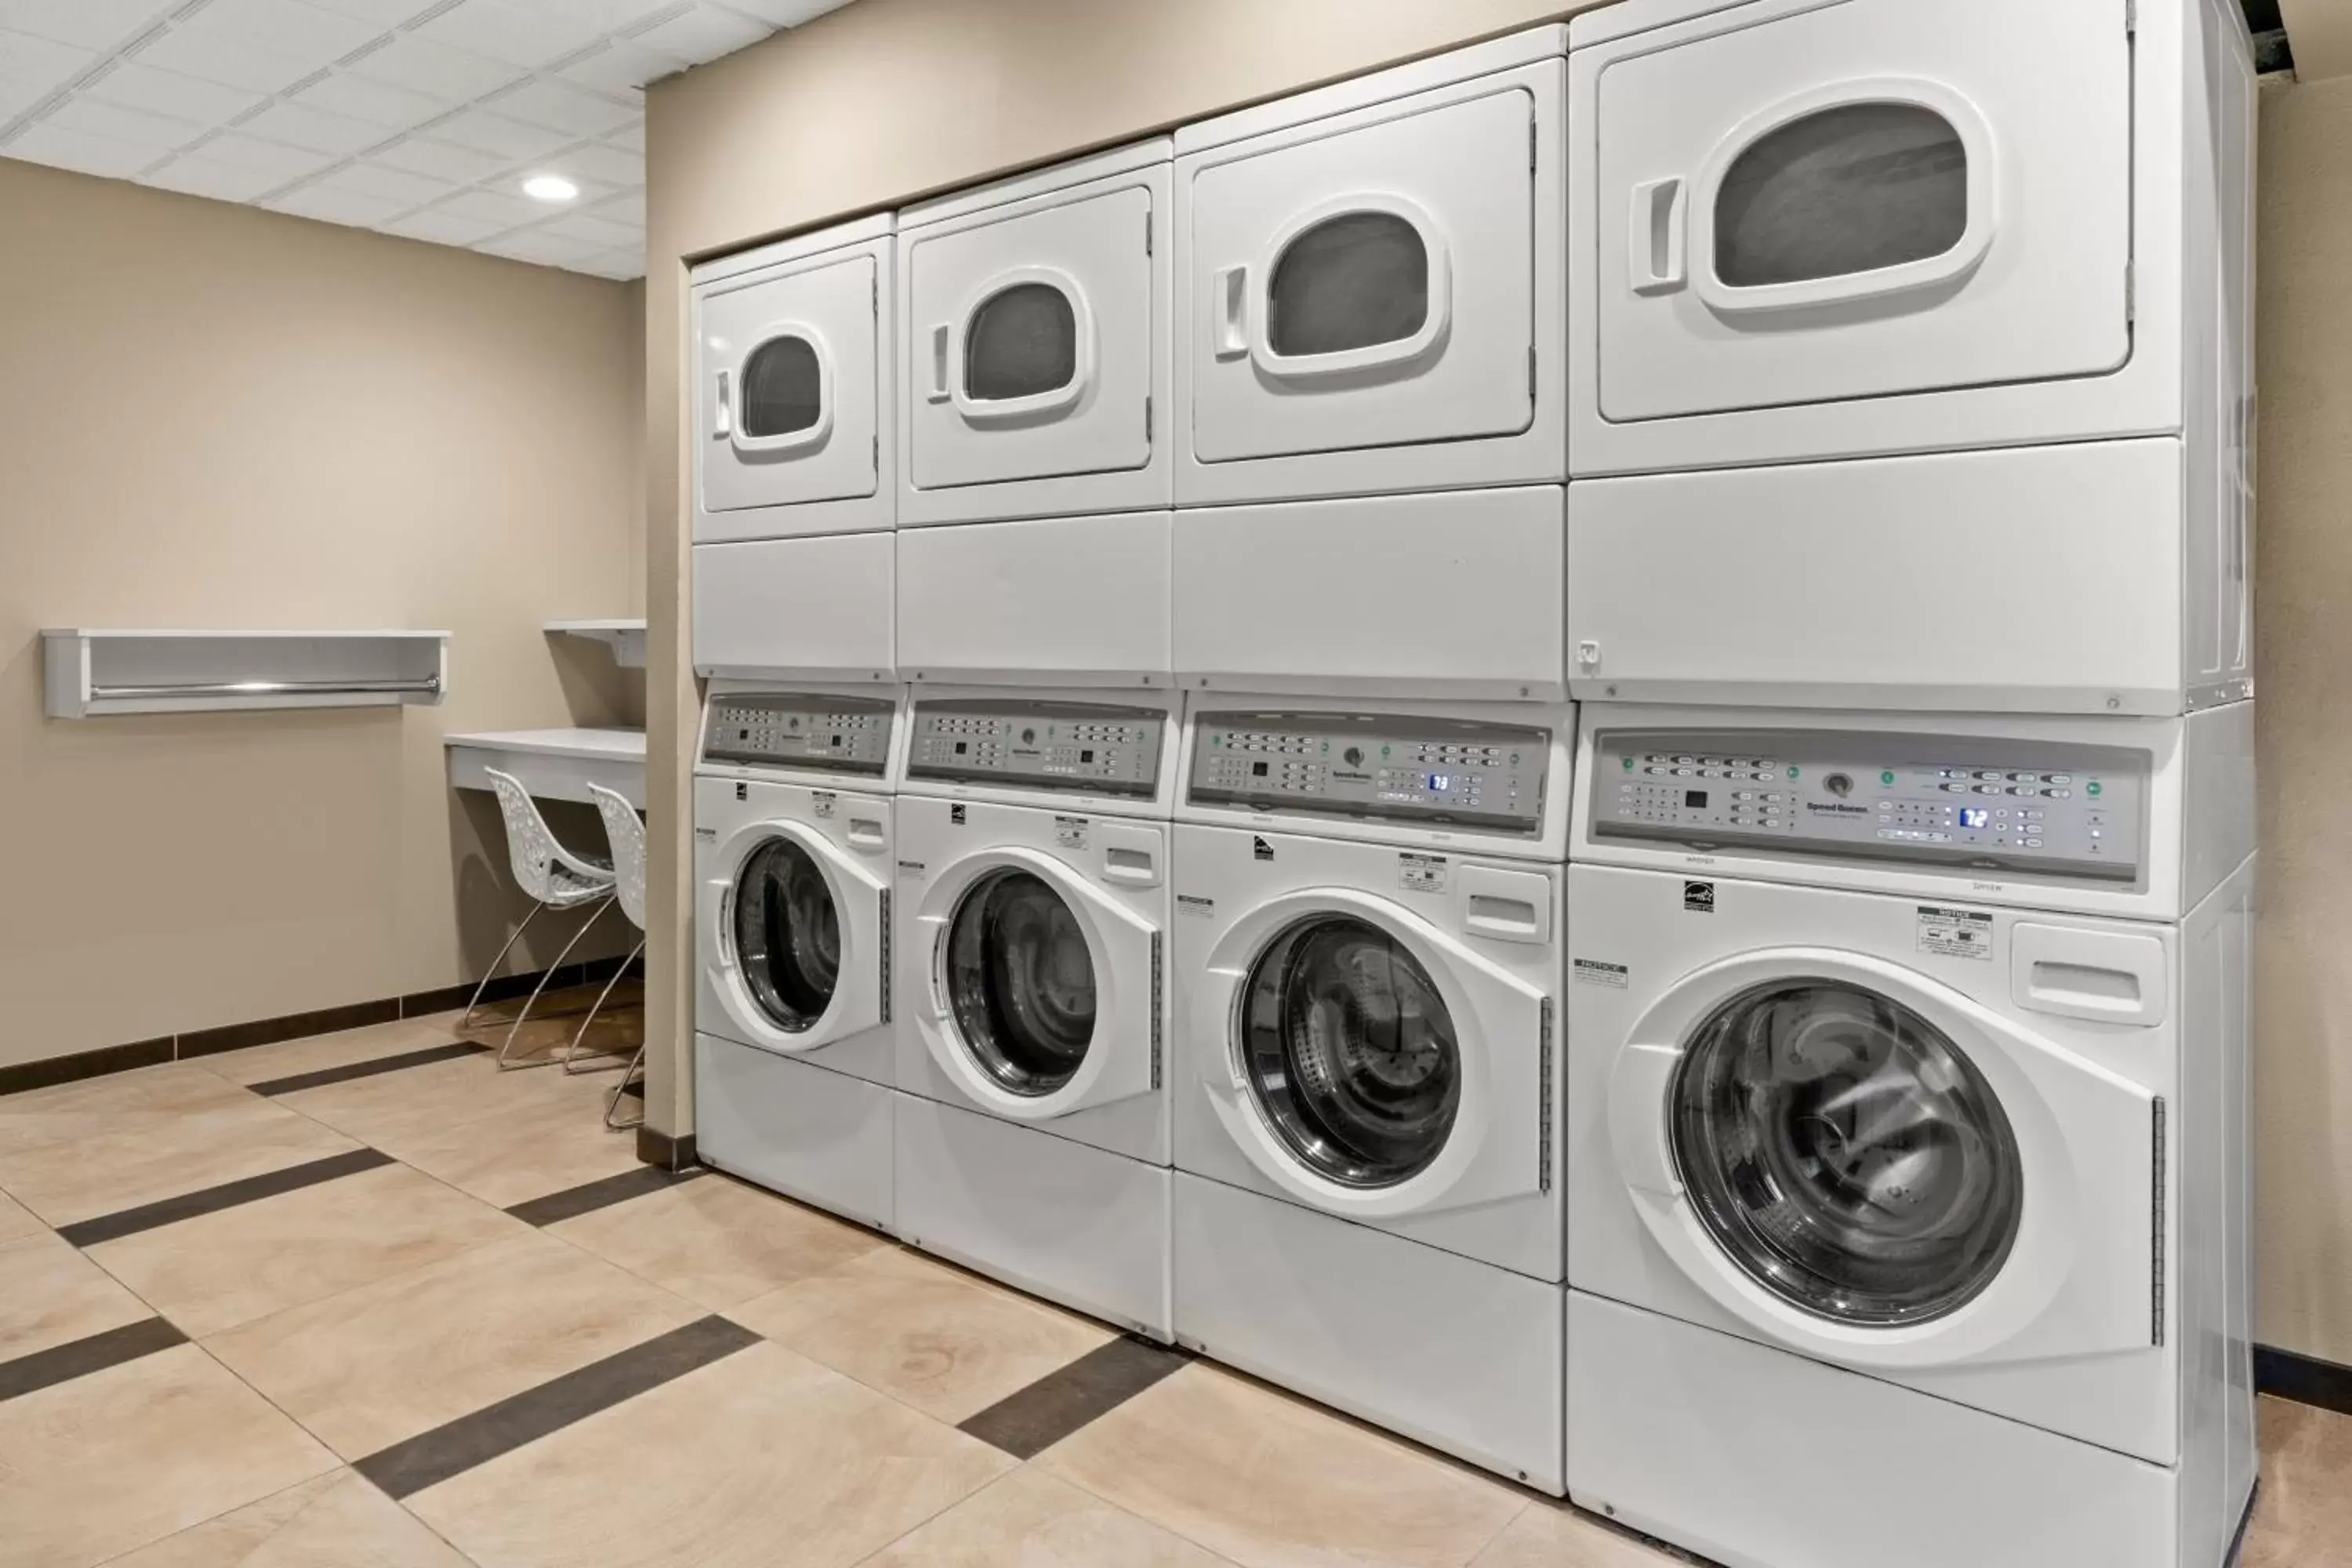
<box><xmin>694</xmin><ymin>1033</ymin><xmax>895</xmax><ymax>1233</ymax></box>
<box><xmin>692</xmin><ymin>534</ymin><xmax>895</xmax><ymax>681</ymax></box>
<box><xmin>896</xmin><ymin>513</ymin><xmax>1171</xmax><ymax>685</ymax></box>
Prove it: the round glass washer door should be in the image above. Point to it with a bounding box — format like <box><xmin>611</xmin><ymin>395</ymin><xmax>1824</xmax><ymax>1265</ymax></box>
<box><xmin>1670</xmin><ymin>978</ymin><xmax>2024</xmax><ymax>1327</ymax></box>
<box><xmin>731</xmin><ymin>837</ymin><xmax>841</xmax><ymax>1033</ymax></box>
<box><xmin>942</xmin><ymin>869</ymin><xmax>1098</xmax><ymax>1097</ymax></box>
<box><xmin>1238</xmin><ymin>916</ymin><xmax>1461</xmax><ymax>1189</ymax></box>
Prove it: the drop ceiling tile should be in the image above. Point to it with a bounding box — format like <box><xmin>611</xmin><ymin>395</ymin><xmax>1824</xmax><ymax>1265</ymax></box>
<box><xmin>433</xmin><ymin>183</ymin><xmax>544</xmax><ymax>226</ymax></box>
<box><xmin>503</xmin><ymin>0</ymin><xmax>686</xmax><ymax>33</ymax></box>
<box><xmin>366</xmin><ymin>132</ymin><xmax>506</xmax><ymax>180</ymax></box>
<box><xmin>82</xmin><ymin>60</ymin><xmax>265</xmax><ymax>122</ymax></box>
<box><xmin>318</xmin><ymin>157</ymin><xmax>448</xmax><ymax>205</ymax></box>
<box><xmin>191</xmin><ymin>129</ymin><xmax>338</xmax><ymax>177</ymax></box>
<box><xmin>140</xmin><ymin>151</ymin><xmax>285</xmax><ymax>199</ymax></box>
<box><xmin>0</xmin><ymin>27</ymin><xmax>96</xmax><ymax>95</ymax></box>
<box><xmin>42</xmin><ymin>93</ymin><xmax>204</xmax><ymax>151</ymax></box>
<box><xmin>414</xmin><ymin>0</ymin><xmax>600</xmax><ymax>69</ymax></box>
<box><xmin>268</xmin><ymin>180</ymin><xmax>404</xmax><ymax>224</ymax></box>
<box><xmin>3</xmin><ymin>120</ymin><xmax>154</xmax><ymax>176</ymax></box>
<box><xmin>426</xmin><ymin>105</ymin><xmax>568</xmax><ymax>158</ymax></box>
<box><xmin>490</xmin><ymin>77</ymin><xmax>637</xmax><ymax>136</ymax></box>
<box><xmin>0</xmin><ymin>1</ymin><xmax>175</xmax><ymax>53</ymax></box>
<box><xmin>378</xmin><ymin>205</ymin><xmax>505</xmax><ymax>243</ymax></box>
<box><xmin>299</xmin><ymin>0</ymin><xmax>441</xmax><ymax>24</ymax></box>
<box><xmin>539</xmin><ymin>208</ymin><xmax>639</xmax><ymax>247</ymax></box>
<box><xmin>601</xmin><ymin>119</ymin><xmax>642</xmax><ymax>151</ymax></box>
<box><xmin>535</xmin><ymin>140</ymin><xmax>636</xmax><ymax>187</ymax></box>
<box><xmin>132</xmin><ymin>25</ymin><xmax>318</xmax><ymax>93</ymax></box>
<box><xmin>342</xmin><ymin>32</ymin><xmax>521</xmax><ymax>100</ymax></box>
<box><xmin>477</xmin><ymin>225</ymin><xmax>603</xmax><ymax>265</ymax></box>
<box><xmin>236</xmin><ymin>97</ymin><xmax>387</xmax><ymax>154</ymax></box>
<box><xmin>575</xmin><ymin>246</ymin><xmax>644</xmax><ymax>280</ymax></box>
<box><xmin>631</xmin><ymin>4</ymin><xmax>768</xmax><ymax>65</ymax></box>
<box><xmin>0</xmin><ymin>75</ymin><xmax>50</xmax><ymax>118</ymax></box>
<box><xmin>176</xmin><ymin>0</ymin><xmax>384</xmax><ymax>67</ymax></box>
<box><xmin>554</xmin><ymin>41</ymin><xmax>672</xmax><ymax>97</ymax></box>
<box><xmin>292</xmin><ymin>67</ymin><xmax>446</xmax><ymax>128</ymax></box>
<box><xmin>717</xmin><ymin>0</ymin><xmax>852</xmax><ymax>27</ymax></box>
<box><xmin>590</xmin><ymin>187</ymin><xmax>643</xmax><ymax>224</ymax></box>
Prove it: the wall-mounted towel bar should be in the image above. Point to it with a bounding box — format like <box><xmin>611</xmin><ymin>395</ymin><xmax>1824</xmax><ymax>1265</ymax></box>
<box><xmin>42</xmin><ymin>630</ymin><xmax>452</xmax><ymax>718</ymax></box>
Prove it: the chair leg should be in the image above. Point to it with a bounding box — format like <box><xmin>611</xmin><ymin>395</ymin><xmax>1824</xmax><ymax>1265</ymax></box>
<box><xmin>563</xmin><ymin>936</ymin><xmax>644</xmax><ymax>1075</ymax></box>
<box><xmin>496</xmin><ymin>896</ymin><xmax>614</xmax><ymax>1070</ymax></box>
<box><xmin>604</xmin><ymin>1044</ymin><xmax>648</xmax><ymax>1131</ymax></box>
<box><xmin>459</xmin><ymin>901</ymin><xmax>547</xmax><ymax>1031</ymax></box>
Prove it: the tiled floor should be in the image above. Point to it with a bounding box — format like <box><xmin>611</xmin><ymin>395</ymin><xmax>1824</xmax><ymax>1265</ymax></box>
<box><xmin>0</xmin><ymin>997</ymin><xmax>2346</xmax><ymax>1568</ymax></box>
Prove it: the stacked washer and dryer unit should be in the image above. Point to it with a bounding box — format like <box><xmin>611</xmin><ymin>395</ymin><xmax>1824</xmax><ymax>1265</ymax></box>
<box><xmin>1559</xmin><ymin>2</ymin><xmax>2259</xmax><ymax>1567</ymax></box>
<box><xmin>685</xmin><ymin>1</ymin><xmax>2262</xmax><ymax>1562</ymax></box>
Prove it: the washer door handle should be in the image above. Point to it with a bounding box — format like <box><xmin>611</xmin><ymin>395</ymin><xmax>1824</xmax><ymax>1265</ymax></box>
<box><xmin>1609</xmin><ymin>1042</ymin><xmax>1683</xmax><ymax>1196</ymax></box>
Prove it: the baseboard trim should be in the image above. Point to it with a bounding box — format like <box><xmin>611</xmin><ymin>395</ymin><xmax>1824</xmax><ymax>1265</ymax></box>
<box><xmin>634</xmin><ymin>1127</ymin><xmax>697</xmax><ymax>1172</ymax></box>
<box><xmin>2256</xmin><ymin>1342</ymin><xmax>2352</xmax><ymax>1417</ymax></box>
<box><xmin>0</xmin><ymin>953</ymin><xmax>644</xmax><ymax>1098</ymax></box>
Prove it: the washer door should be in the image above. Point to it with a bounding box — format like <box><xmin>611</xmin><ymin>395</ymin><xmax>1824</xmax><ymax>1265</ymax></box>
<box><xmin>1607</xmin><ymin>947</ymin><xmax>2159</xmax><ymax>1371</ymax></box>
<box><xmin>914</xmin><ymin>846</ymin><xmax>1158</xmax><ymax>1120</ymax></box>
<box><xmin>1196</xmin><ymin>887</ymin><xmax>1547</xmax><ymax>1221</ymax></box>
<box><xmin>701</xmin><ymin>818</ymin><xmax>887</xmax><ymax>1054</ymax></box>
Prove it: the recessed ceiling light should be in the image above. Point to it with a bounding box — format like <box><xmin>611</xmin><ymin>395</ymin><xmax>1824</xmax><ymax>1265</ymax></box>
<box><xmin>523</xmin><ymin>174</ymin><xmax>579</xmax><ymax>203</ymax></box>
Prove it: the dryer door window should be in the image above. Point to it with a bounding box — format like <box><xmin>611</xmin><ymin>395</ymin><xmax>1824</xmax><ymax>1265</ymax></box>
<box><xmin>739</xmin><ymin>334</ymin><xmax>825</xmax><ymax>437</ymax></box>
<box><xmin>1239</xmin><ymin>916</ymin><xmax>1460</xmax><ymax>1188</ymax></box>
<box><xmin>1265</xmin><ymin>209</ymin><xmax>1429</xmax><ymax>358</ymax></box>
<box><xmin>1710</xmin><ymin>102</ymin><xmax>1968</xmax><ymax>290</ymax></box>
<box><xmin>965</xmin><ymin>281</ymin><xmax>1078</xmax><ymax>402</ymax></box>
<box><xmin>943</xmin><ymin>868</ymin><xmax>1098</xmax><ymax>1095</ymax></box>
<box><xmin>733</xmin><ymin>838</ymin><xmax>842</xmax><ymax>1033</ymax></box>
<box><xmin>1670</xmin><ymin>978</ymin><xmax>2024</xmax><ymax>1327</ymax></box>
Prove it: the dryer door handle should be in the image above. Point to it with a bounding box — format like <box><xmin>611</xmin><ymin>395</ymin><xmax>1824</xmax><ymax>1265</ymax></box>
<box><xmin>1212</xmin><ymin>264</ymin><xmax>1250</xmax><ymax>358</ymax></box>
<box><xmin>1609</xmin><ymin>1043</ymin><xmax>1683</xmax><ymax>1196</ymax></box>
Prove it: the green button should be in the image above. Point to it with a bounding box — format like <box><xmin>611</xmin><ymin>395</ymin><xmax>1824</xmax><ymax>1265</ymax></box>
<box><xmin>2087</xmin><ymin>780</ymin><xmax>2103</xmax><ymax>797</ymax></box>
<box><xmin>1881</xmin><ymin>769</ymin><xmax>1896</xmax><ymax>785</ymax></box>
<box><xmin>1321</xmin><ymin>740</ymin><xmax>1330</xmax><ymax>753</ymax></box>
<box><xmin>1621</xmin><ymin>756</ymin><xmax>1634</xmax><ymax>771</ymax></box>
<box><xmin>1787</xmin><ymin>766</ymin><xmax>1800</xmax><ymax>779</ymax></box>
<box><xmin>1381</xmin><ymin>744</ymin><xmax>1392</xmax><ymax>757</ymax></box>
<box><xmin>1209</xmin><ymin>733</ymin><xmax>1222</xmax><ymax>748</ymax></box>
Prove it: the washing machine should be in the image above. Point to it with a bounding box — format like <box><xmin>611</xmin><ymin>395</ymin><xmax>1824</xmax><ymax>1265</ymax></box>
<box><xmin>1562</xmin><ymin>0</ymin><xmax>2255</xmax><ymax>719</ymax></box>
<box><xmin>1564</xmin><ymin>703</ymin><xmax>2256</xmax><ymax>1568</ymax></box>
<box><xmin>1169</xmin><ymin>695</ymin><xmax>1574</xmax><ymax>1493</ymax></box>
<box><xmin>693</xmin><ymin>681</ymin><xmax>907</xmax><ymax>1232</ymax></box>
<box><xmin>1172</xmin><ymin>26</ymin><xmax>1564</xmax><ymax>507</ymax></box>
<box><xmin>890</xmin><ymin>687</ymin><xmax>1181</xmax><ymax>1338</ymax></box>
<box><xmin>692</xmin><ymin>216</ymin><xmax>898</xmax><ymax>681</ymax></box>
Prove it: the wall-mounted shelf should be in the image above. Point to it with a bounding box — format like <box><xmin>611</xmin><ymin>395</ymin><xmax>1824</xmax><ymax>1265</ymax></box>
<box><xmin>545</xmin><ymin>619</ymin><xmax>646</xmax><ymax>669</ymax></box>
<box><xmin>42</xmin><ymin>630</ymin><xmax>450</xmax><ymax>718</ymax></box>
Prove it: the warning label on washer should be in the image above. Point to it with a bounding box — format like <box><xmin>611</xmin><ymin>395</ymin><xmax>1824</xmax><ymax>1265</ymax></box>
<box><xmin>1399</xmin><ymin>853</ymin><xmax>1447</xmax><ymax>892</ymax></box>
<box><xmin>1573</xmin><ymin>958</ymin><xmax>1629</xmax><ymax>989</ymax></box>
<box><xmin>1917</xmin><ymin>905</ymin><xmax>1994</xmax><ymax>960</ymax></box>
<box><xmin>1176</xmin><ymin>894</ymin><xmax>1215</xmax><ymax>919</ymax></box>
<box><xmin>1054</xmin><ymin>815</ymin><xmax>1087</xmax><ymax>849</ymax></box>
<box><xmin>811</xmin><ymin>791</ymin><xmax>837</xmax><ymax>818</ymax></box>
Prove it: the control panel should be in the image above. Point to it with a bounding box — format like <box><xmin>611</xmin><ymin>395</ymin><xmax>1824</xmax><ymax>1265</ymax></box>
<box><xmin>1189</xmin><ymin>711</ymin><xmax>1549</xmax><ymax>834</ymax></box>
<box><xmin>702</xmin><ymin>691</ymin><xmax>895</xmax><ymax>775</ymax></box>
<box><xmin>906</xmin><ymin>699</ymin><xmax>1164</xmax><ymax>795</ymax></box>
<box><xmin>1590</xmin><ymin>729</ymin><xmax>2147</xmax><ymax>881</ymax></box>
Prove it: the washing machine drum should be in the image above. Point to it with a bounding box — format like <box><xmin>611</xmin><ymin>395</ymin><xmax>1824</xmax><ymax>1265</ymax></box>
<box><xmin>944</xmin><ymin>869</ymin><xmax>1098</xmax><ymax>1096</ymax></box>
<box><xmin>1240</xmin><ymin>916</ymin><xmax>1461</xmax><ymax>1189</ymax></box>
<box><xmin>733</xmin><ymin>838</ymin><xmax>841</xmax><ymax>1032</ymax></box>
<box><xmin>1670</xmin><ymin>979</ymin><xmax>2024</xmax><ymax>1328</ymax></box>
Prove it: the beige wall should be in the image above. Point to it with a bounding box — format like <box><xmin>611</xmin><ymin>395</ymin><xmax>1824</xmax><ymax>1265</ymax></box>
<box><xmin>2253</xmin><ymin>71</ymin><xmax>2352</xmax><ymax>1367</ymax></box>
<box><xmin>640</xmin><ymin>0</ymin><xmax>1599</xmax><ymax>1149</ymax></box>
<box><xmin>0</xmin><ymin>158</ymin><xmax>644</xmax><ymax>1067</ymax></box>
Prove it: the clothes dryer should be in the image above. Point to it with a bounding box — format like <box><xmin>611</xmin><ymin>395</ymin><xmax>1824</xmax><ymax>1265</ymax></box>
<box><xmin>1169</xmin><ymin>695</ymin><xmax>1574</xmax><ymax>1493</ymax></box>
<box><xmin>891</xmin><ymin>688</ymin><xmax>1181</xmax><ymax>1338</ymax></box>
<box><xmin>1565</xmin><ymin>703</ymin><xmax>2256</xmax><ymax>1568</ymax></box>
<box><xmin>694</xmin><ymin>681</ymin><xmax>907</xmax><ymax>1232</ymax></box>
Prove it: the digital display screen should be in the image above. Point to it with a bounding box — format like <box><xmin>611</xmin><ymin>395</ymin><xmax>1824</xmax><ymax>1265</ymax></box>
<box><xmin>1684</xmin><ymin>789</ymin><xmax>1708</xmax><ymax>808</ymax></box>
<box><xmin>1428</xmin><ymin>775</ymin><xmax>1451</xmax><ymax>792</ymax></box>
<box><xmin>1251</xmin><ymin>760</ymin><xmax>1269</xmax><ymax>777</ymax></box>
<box><xmin>1958</xmin><ymin>807</ymin><xmax>1991</xmax><ymax>829</ymax></box>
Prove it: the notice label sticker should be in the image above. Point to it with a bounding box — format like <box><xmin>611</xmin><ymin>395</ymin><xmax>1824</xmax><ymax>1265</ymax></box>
<box><xmin>811</xmin><ymin>791</ymin><xmax>837</xmax><ymax>818</ymax></box>
<box><xmin>1918</xmin><ymin>905</ymin><xmax>1994</xmax><ymax>960</ymax></box>
<box><xmin>1054</xmin><ymin>815</ymin><xmax>1088</xmax><ymax>848</ymax></box>
<box><xmin>1176</xmin><ymin>894</ymin><xmax>1215</xmax><ymax>920</ymax></box>
<box><xmin>1573</xmin><ymin>958</ymin><xmax>1630</xmax><ymax>989</ymax></box>
<box><xmin>1399</xmin><ymin>853</ymin><xmax>1447</xmax><ymax>892</ymax></box>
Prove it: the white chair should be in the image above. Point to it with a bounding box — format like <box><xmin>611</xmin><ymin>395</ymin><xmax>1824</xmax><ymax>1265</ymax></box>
<box><xmin>467</xmin><ymin>769</ymin><xmax>616</xmax><ymax>1070</ymax></box>
<box><xmin>566</xmin><ymin>782</ymin><xmax>648</xmax><ymax>1095</ymax></box>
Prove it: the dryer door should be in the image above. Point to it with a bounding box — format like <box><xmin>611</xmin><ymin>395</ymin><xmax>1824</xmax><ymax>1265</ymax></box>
<box><xmin>696</xmin><ymin>244</ymin><xmax>881</xmax><ymax>533</ymax></box>
<box><xmin>1592</xmin><ymin>0</ymin><xmax>2130</xmax><ymax>423</ymax></box>
<box><xmin>1196</xmin><ymin>887</ymin><xmax>1548</xmax><ymax>1221</ymax></box>
<box><xmin>700</xmin><ymin>817</ymin><xmax>888</xmax><ymax>1054</ymax></box>
<box><xmin>1606</xmin><ymin>946</ymin><xmax>2158</xmax><ymax>1373</ymax></box>
<box><xmin>913</xmin><ymin>845</ymin><xmax>1159</xmax><ymax>1121</ymax></box>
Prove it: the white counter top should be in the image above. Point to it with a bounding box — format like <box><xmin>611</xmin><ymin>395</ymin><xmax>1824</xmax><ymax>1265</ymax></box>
<box><xmin>445</xmin><ymin>728</ymin><xmax>646</xmax><ymax>808</ymax></box>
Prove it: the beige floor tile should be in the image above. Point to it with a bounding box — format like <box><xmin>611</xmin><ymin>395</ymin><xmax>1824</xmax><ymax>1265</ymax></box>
<box><xmin>205</xmin><ymin>1229</ymin><xmax>704</xmax><ymax>1458</ymax></box>
<box><xmin>1039</xmin><ymin>1364</ymin><xmax>1523</xmax><ymax>1568</ymax></box>
<box><xmin>89</xmin><ymin>1163</ymin><xmax>524</xmax><ymax>1338</ymax></box>
<box><xmin>194</xmin><ymin>1014</ymin><xmax>481</xmax><ymax>1087</ymax></box>
<box><xmin>0</xmin><ymin>1229</ymin><xmax>154</xmax><ymax>1362</ymax></box>
<box><xmin>0</xmin><ymin>1064</ymin><xmax>257</xmax><ymax>1160</ymax></box>
<box><xmin>272</xmin><ymin>1051</ymin><xmax>610</xmax><ymax>1152</ymax></box>
<box><xmin>729</xmin><ymin>1245</ymin><xmax>1114</xmax><ymax>1424</ymax></box>
<box><xmin>1468</xmin><ymin>1503</ymin><xmax>1684</xmax><ymax>1567</ymax></box>
<box><xmin>406</xmin><ymin>1339</ymin><xmax>1013</xmax><ymax>1568</ymax></box>
<box><xmin>0</xmin><ymin>1188</ymin><xmax>42</xmax><ymax>1242</ymax></box>
<box><xmin>365</xmin><ymin>1086</ymin><xmax>641</xmax><ymax>1209</ymax></box>
<box><xmin>0</xmin><ymin>1095</ymin><xmax>362</xmax><ymax>1228</ymax></box>
<box><xmin>0</xmin><ymin>1342</ymin><xmax>336</xmax><ymax>1568</ymax></box>
<box><xmin>550</xmin><ymin>1172</ymin><xmax>890</xmax><ymax>1310</ymax></box>
<box><xmin>2244</xmin><ymin>1395</ymin><xmax>2352</xmax><ymax>1568</ymax></box>
<box><xmin>104</xmin><ymin>1468</ymin><xmax>472</xmax><ymax>1568</ymax></box>
<box><xmin>861</xmin><ymin>1467</ymin><xmax>1232</xmax><ymax>1567</ymax></box>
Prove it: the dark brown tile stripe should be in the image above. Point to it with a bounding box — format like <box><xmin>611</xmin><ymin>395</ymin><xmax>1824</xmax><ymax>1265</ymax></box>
<box><xmin>0</xmin><ymin>1037</ymin><xmax>174</xmax><ymax>1098</ymax></box>
<box><xmin>59</xmin><ymin>1148</ymin><xmax>395</xmax><ymax>1248</ymax></box>
<box><xmin>0</xmin><ymin>1317</ymin><xmax>188</xmax><ymax>1403</ymax></box>
<box><xmin>247</xmin><ymin>1041</ymin><xmax>485</xmax><ymax>1098</ymax></box>
<box><xmin>355</xmin><ymin>1315</ymin><xmax>760</xmax><ymax>1500</ymax></box>
<box><xmin>180</xmin><ymin>999</ymin><xmax>403</xmax><ymax>1060</ymax></box>
<box><xmin>957</xmin><ymin>1334</ymin><xmax>1192</xmax><ymax>1458</ymax></box>
<box><xmin>2258</xmin><ymin>1342</ymin><xmax>2352</xmax><ymax>1417</ymax></box>
<box><xmin>505</xmin><ymin>1164</ymin><xmax>704</xmax><ymax>1228</ymax></box>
